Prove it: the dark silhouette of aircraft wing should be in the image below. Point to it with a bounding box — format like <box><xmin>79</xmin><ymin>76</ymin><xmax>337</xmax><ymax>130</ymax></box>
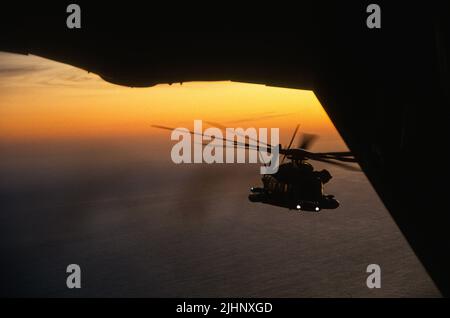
<box><xmin>1</xmin><ymin>3</ymin><xmax>449</xmax><ymax>295</ymax></box>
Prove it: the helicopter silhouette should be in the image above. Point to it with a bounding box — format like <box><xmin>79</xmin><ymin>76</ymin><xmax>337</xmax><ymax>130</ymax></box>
<box><xmin>248</xmin><ymin>125</ymin><xmax>360</xmax><ymax>212</ymax></box>
<box><xmin>153</xmin><ymin>123</ymin><xmax>360</xmax><ymax>212</ymax></box>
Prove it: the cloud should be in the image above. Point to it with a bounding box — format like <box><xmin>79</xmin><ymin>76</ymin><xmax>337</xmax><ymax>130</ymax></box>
<box><xmin>0</xmin><ymin>65</ymin><xmax>51</xmax><ymax>77</ymax></box>
<box><xmin>0</xmin><ymin>51</ymin><xmax>105</xmax><ymax>89</ymax></box>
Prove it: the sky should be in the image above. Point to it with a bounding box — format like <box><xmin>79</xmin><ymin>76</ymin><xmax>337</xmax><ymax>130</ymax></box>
<box><xmin>0</xmin><ymin>51</ymin><xmax>439</xmax><ymax>297</ymax></box>
<box><xmin>0</xmin><ymin>52</ymin><xmax>346</xmax><ymax>152</ymax></box>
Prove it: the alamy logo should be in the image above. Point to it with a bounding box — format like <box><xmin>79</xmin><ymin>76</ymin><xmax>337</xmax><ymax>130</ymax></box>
<box><xmin>66</xmin><ymin>264</ymin><xmax>81</xmax><ymax>289</ymax></box>
<box><xmin>366</xmin><ymin>4</ymin><xmax>381</xmax><ymax>29</ymax></box>
<box><xmin>163</xmin><ymin>120</ymin><xmax>280</xmax><ymax>174</ymax></box>
<box><xmin>66</xmin><ymin>4</ymin><xmax>81</xmax><ymax>29</ymax></box>
<box><xmin>366</xmin><ymin>264</ymin><xmax>381</xmax><ymax>289</ymax></box>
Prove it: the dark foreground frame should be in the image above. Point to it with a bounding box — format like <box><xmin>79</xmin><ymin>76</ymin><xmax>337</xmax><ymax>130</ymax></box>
<box><xmin>1</xmin><ymin>2</ymin><xmax>449</xmax><ymax>296</ymax></box>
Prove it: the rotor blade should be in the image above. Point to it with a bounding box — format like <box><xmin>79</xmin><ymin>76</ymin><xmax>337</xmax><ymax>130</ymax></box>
<box><xmin>152</xmin><ymin>124</ymin><xmax>269</xmax><ymax>152</ymax></box>
<box><xmin>308</xmin><ymin>152</ymin><xmax>358</xmax><ymax>163</ymax></box>
<box><xmin>281</xmin><ymin>124</ymin><xmax>300</xmax><ymax>164</ymax></box>
<box><xmin>227</xmin><ymin>112</ymin><xmax>295</xmax><ymax>124</ymax></box>
<box><xmin>309</xmin><ymin>157</ymin><xmax>361</xmax><ymax>172</ymax></box>
<box><xmin>204</xmin><ymin>121</ymin><xmax>273</xmax><ymax>148</ymax></box>
<box><xmin>299</xmin><ymin>133</ymin><xmax>318</xmax><ymax>150</ymax></box>
<box><xmin>314</xmin><ymin>151</ymin><xmax>353</xmax><ymax>157</ymax></box>
<box><xmin>200</xmin><ymin>142</ymin><xmax>260</xmax><ymax>152</ymax></box>
<box><xmin>200</xmin><ymin>142</ymin><xmax>272</xmax><ymax>167</ymax></box>
<box><xmin>319</xmin><ymin>155</ymin><xmax>358</xmax><ymax>163</ymax></box>
<box><xmin>286</xmin><ymin>125</ymin><xmax>300</xmax><ymax>151</ymax></box>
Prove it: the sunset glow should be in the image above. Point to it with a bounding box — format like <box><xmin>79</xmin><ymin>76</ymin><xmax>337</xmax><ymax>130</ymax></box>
<box><xmin>0</xmin><ymin>52</ymin><xmax>345</xmax><ymax>151</ymax></box>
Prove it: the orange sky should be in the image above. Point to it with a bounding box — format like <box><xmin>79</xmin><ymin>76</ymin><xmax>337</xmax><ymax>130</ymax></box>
<box><xmin>0</xmin><ymin>52</ymin><xmax>347</xmax><ymax>151</ymax></box>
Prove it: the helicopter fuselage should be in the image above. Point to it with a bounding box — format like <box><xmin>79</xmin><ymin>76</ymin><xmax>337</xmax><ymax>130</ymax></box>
<box><xmin>248</xmin><ymin>162</ymin><xmax>340</xmax><ymax>212</ymax></box>
<box><xmin>248</xmin><ymin>186</ymin><xmax>339</xmax><ymax>212</ymax></box>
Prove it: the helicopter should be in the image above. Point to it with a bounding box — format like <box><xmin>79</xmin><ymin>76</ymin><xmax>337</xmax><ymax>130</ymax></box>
<box><xmin>238</xmin><ymin>124</ymin><xmax>360</xmax><ymax>212</ymax></box>
<box><xmin>249</xmin><ymin>126</ymin><xmax>360</xmax><ymax>212</ymax></box>
<box><xmin>152</xmin><ymin>123</ymin><xmax>360</xmax><ymax>213</ymax></box>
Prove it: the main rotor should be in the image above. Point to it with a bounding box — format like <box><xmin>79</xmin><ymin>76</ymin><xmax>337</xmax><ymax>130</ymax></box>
<box><xmin>152</xmin><ymin>123</ymin><xmax>360</xmax><ymax>172</ymax></box>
